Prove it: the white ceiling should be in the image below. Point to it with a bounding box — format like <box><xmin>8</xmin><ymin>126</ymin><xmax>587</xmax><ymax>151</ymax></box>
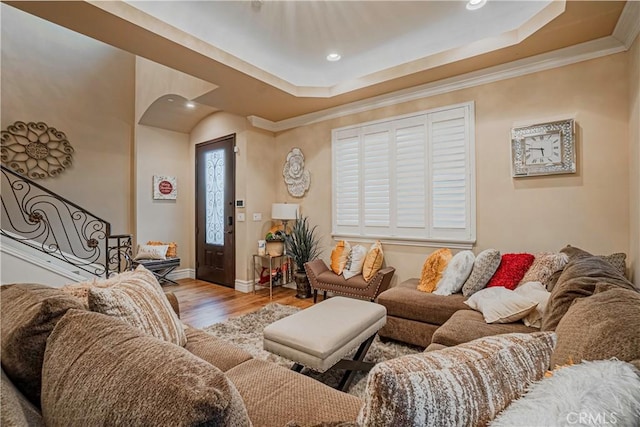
<box><xmin>127</xmin><ymin>0</ymin><xmax>552</xmax><ymax>88</ymax></box>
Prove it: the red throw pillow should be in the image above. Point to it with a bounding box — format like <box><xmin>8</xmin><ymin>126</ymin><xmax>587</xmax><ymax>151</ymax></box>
<box><xmin>486</xmin><ymin>253</ymin><xmax>535</xmax><ymax>290</ymax></box>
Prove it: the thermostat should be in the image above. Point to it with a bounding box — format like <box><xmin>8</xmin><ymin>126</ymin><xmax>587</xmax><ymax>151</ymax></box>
<box><xmin>235</xmin><ymin>199</ymin><xmax>245</xmax><ymax>208</ymax></box>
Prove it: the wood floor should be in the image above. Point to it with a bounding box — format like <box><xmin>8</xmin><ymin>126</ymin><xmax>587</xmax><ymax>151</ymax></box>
<box><xmin>166</xmin><ymin>278</ymin><xmax>314</xmax><ymax>328</ymax></box>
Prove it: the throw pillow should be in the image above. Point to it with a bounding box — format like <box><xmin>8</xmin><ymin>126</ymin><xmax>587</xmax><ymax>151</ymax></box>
<box><xmin>541</xmin><ymin>255</ymin><xmax>635</xmax><ymax>331</ymax></box>
<box><xmin>147</xmin><ymin>240</ymin><xmax>178</xmax><ymax>258</ymax></box>
<box><xmin>0</xmin><ymin>284</ymin><xmax>84</xmax><ymax>407</ymax></box>
<box><xmin>417</xmin><ymin>248</ymin><xmax>452</xmax><ymax>293</ymax></box>
<box><xmin>88</xmin><ymin>265</ymin><xmax>187</xmax><ymax>346</ymax></box>
<box><xmin>362</xmin><ymin>241</ymin><xmax>384</xmax><ymax>282</ymax></box>
<box><xmin>433</xmin><ymin>250</ymin><xmax>475</xmax><ymax>296</ymax></box>
<box><xmin>343</xmin><ymin>244</ymin><xmax>367</xmax><ymax>279</ymax></box>
<box><xmin>60</xmin><ymin>278</ymin><xmax>116</xmax><ymax>308</ymax></box>
<box><xmin>330</xmin><ymin>240</ymin><xmax>351</xmax><ymax>275</ymax></box>
<box><xmin>551</xmin><ymin>285</ymin><xmax>640</xmax><ymax>369</ymax></box>
<box><xmin>560</xmin><ymin>245</ymin><xmax>627</xmax><ymax>275</ymax></box>
<box><xmin>464</xmin><ymin>287</ymin><xmax>538</xmax><ymax>324</ymax></box>
<box><xmin>486</xmin><ymin>253</ymin><xmax>535</xmax><ymax>290</ymax></box>
<box><xmin>490</xmin><ymin>360</ymin><xmax>640</xmax><ymax>427</ymax></box>
<box><xmin>134</xmin><ymin>244</ymin><xmax>169</xmax><ymax>261</ymax></box>
<box><xmin>514</xmin><ymin>281</ymin><xmax>551</xmax><ymax>328</ymax></box>
<box><xmin>461</xmin><ymin>249</ymin><xmax>501</xmax><ymax>297</ymax></box>
<box><xmin>358</xmin><ymin>332</ymin><xmax>556</xmax><ymax>427</ymax></box>
<box><xmin>41</xmin><ymin>309</ymin><xmax>251</xmax><ymax>426</ymax></box>
<box><xmin>518</xmin><ymin>252</ymin><xmax>569</xmax><ymax>289</ymax></box>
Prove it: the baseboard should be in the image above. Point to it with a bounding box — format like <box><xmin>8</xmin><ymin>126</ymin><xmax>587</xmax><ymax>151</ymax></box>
<box><xmin>167</xmin><ymin>268</ymin><xmax>195</xmax><ymax>281</ymax></box>
<box><xmin>234</xmin><ymin>279</ymin><xmax>254</xmax><ymax>293</ymax></box>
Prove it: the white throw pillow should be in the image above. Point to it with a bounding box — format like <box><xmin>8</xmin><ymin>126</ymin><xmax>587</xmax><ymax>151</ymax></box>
<box><xmin>433</xmin><ymin>250</ymin><xmax>475</xmax><ymax>295</ymax></box>
<box><xmin>134</xmin><ymin>244</ymin><xmax>169</xmax><ymax>261</ymax></box>
<box><xmin>514</xmin><ymin>281</ymin><xmax>550</xmax><ymax>328</ymax></box>
<box><xmin>464</xmin><ymin>287</ymin><xmax>538</xmax><ymax>324</ymax></box>
<box><xmin>490</xmin><ymin>360</ymin><xmax>640</xmax><ymax>427</ymax></box>
<box><xmin>343</xmin><ymin>245</ymin><xmax>368</xmax><ymax>279</ymax></box>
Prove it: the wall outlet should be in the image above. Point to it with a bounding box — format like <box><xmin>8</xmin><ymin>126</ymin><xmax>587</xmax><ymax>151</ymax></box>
<box><xmin>237</xmin><ymin>213</ymin><xmax>245</xmax><ymax>222</ymax></box>
<box><xmin>253</xmin><ymin>212</ymin><xmax>262</xmax><ymax>221</ymax></box>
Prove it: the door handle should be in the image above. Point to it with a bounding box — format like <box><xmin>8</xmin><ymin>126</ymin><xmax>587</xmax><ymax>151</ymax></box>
<box><xmin>228</xmin><ymin>216</ymin><xmax>233</xmax><ymax>226</ymax></box>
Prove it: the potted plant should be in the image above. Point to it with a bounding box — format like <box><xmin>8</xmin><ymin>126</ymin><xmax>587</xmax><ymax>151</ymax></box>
<box><xmin>285</xmin><ymin>215</ymin><xmax>321</xmax><ymax>298</ymax></box>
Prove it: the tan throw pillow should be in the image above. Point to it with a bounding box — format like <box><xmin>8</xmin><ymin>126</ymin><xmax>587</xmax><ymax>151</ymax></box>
<box><xmin>461</xmin><ymin>249</ymin><xmax>501</xmax><ymax>297</ymax></box>
<box><xmin>61</xmin><ymin>278</ymin><xmax>115</xmax><ymax>308</ymax></box>
<box><xmin>88</xmin><ymin>266</ymin><xmax>186</xmax><ymax>346</ymax></box>
<box><xmin>343</xmin><ymin>244</ymin><xmax>368</xmax><ymax>280</ymax></box>
<box><xmin>330</xmin><ymin>241</ymin><xmax>351</xmax><ymax>275</ymax></box>
<box><xmin>464</xmin><ymin>287</ymin><xmax>538</xmax><ymax>324</ymax></box>
<box><xmin>514</xmin><ymin>281</ymin><xmax>551</xmax><ymax>328</ymax></box>
<box><xmin>0</xmin><ymin>284</ymin><xmax>84</xmax><ymax>407</ymax></box>
<box><xmin>41</xmin><ymin>309</ymin><xmax>250</xmax><ymax>426</ymax></box>
<box><xmin>362</xmin><ymin>241</ymin><xmax>384</xmax><ymax>282</ymax></box>
<box><xmin>417</xmin><ymin>248</ymin><xmax>452</xmax><ymax>293</ymax></box>
<box><xmin>358</xmin><ymin>332</ymin><xmax>557</xmax><ymax>427</ymax></box>
<box><xmin>147</xmin><ymin>240</ymin><xmax>178</xmax><ymax>258</ymax></box>
<box><xmin>134</xmin><ymin>244</ymin><xmax>169</xmax><ymax>261</ymax></box>
<box><xmin>551</xmin><ymin>285</ymin><xmax>640</xmax><ymax>369</ymax></box>
<box><xmin>518</xmin><ymin>252</ymin><xmax>569</xmax><ymax>289</ymax></box>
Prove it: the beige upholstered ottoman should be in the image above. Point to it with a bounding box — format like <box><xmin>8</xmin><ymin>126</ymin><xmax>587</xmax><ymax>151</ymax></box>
<box><xmin>263</xmin><ymin>296</ymin><xmax>386</xmax><ymax>391</ymax></box>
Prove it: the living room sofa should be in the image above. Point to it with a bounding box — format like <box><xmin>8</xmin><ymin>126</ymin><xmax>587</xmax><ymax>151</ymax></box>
<box><xmin>2</xmin><ymin>245</ymin><xmax>639</xmax><ymax>426</ymax></box>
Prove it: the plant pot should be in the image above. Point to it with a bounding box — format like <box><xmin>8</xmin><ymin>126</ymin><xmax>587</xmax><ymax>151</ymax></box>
<box><xmin>294</xmin><ymin>271</ymin><xmax>312</xmax><ymax>299</ymax></box>
<box><xmin>266</xmin><ymin>240</ymin><xmax>284</xmax><ymax>256</ymax></box>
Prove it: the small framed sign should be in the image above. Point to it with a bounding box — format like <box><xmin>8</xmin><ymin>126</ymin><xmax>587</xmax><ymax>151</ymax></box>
<box><xmin>153</xmin><ymin>175</ymin><xmax>177</xmax><ymax>200</ymax></box>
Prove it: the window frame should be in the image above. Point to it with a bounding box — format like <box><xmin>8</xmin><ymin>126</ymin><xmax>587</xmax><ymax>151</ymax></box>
<box><xmin>331</xmin><ymin>101</ymin><xmax>476</xmax><ymax>249</ymax></box>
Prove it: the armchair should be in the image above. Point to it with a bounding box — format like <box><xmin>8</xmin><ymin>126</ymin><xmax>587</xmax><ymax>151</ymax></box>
<box><xmin>304</xmin><ymin>259</ymin><xmax>395</xmax><ymax>303</ymax></box>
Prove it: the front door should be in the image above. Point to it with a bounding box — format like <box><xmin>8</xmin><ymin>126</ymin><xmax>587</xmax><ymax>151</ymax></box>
<box><xmin>195</xmin><ymin>134</ymin><xmax>235</xmax><ymax>287</ymax></box>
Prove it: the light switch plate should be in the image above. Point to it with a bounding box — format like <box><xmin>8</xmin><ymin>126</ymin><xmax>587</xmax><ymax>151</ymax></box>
<box><xmin>253</xmin><ymin>213</ymin><xmax>262</xmax><ymax>221</ymax></box>
<box><xmin>237</xmin><ymin>213</ymin><xmax>245</xmax><ymax>222</ymax></box>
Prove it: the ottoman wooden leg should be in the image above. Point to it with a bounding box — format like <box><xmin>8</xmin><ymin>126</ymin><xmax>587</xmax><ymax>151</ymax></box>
<box><xmin>335</xmin><ymin>334</ymin><xmax>376</xmax><ymax>392</ymax></box>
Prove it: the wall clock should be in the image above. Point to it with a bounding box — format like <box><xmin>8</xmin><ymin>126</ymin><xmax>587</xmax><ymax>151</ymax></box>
<box><xmin>511</xmin><ymin>118</ymin><xmax>576</xmax><ymax>177</ymax></box>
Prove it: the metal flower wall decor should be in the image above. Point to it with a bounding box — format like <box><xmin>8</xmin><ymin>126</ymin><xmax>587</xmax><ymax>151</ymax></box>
<box><xmin>283</xmin><ymin>147</ymin><xmax>310</xmax><ymax>197</ymax></box>
<box><xmin>1</xmin><ymin>121</ymin><xmax>74</xmax><ymax>179</ymax></box>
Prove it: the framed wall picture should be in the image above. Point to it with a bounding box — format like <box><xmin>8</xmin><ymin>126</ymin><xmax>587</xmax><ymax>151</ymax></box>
<box><xmin>153</xmin><ymin>175</ymin><xmax>177</xmax><ymax>200</ymax></box>
<box><xmin>511</xmin><ymin>118</ymin><xmax>576</xmax><ymax>177</ymax></box>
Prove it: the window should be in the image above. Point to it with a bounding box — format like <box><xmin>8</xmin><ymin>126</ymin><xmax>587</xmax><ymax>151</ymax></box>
<box><xmin>332</xmin><ymin>102</ymin><xmax>475</xmax><ymax>248</ymax></box>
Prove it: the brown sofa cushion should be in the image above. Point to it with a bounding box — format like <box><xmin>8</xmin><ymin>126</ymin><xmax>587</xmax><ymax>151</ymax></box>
<box><xmin>431</xmin><ymin>309</ymin><xmax>538</xmax><ymax>347</ymax></box>
<box><xmin>551</xmin><ymin>286</ymin><xmax>640</xmax><ymax>369</ymax></box>
<box><xmin>377</xmin><ymin>279</ymin><xmax>471</xmax><ymax>325</ymax></box>
<box><xmin>0</xmin><ymin>284</ymin><xmax>84</xmax><ymax>407</ymax></box>
<box><xmin>41</xmin><ymin>309</ymin><xmax>250</xmax><ymax>426</ymax></box>
<box><xmin>1</xmin><ymin>369</ymin><xmax>43</xmax><ymax>427</ymax></box>
<box><xmin>226</xmin><ymin>359</ymin><xmax>362</xmax><ymax>426</ymax></box>
<box><xmin>88</xmin><ymin>265</ymin><xmax>186</xmax><ymax>346</ymax></box>
<box><xmin>358</xmin><ymin>332</ymin><xmax>556</xmax><ymax>427</ymax></box>
<box><xmin>541</xmin><ymin>255</ymin><xmax>635</xmax><ymax>331</ymax></box>
<box><xmin>183</xmin><ymin>325</ymin><xmax>253</xmax><ymax>371</ymax></box>
<box><xmin>317</xmin><ymin>270</ymin><xmax>368</xmax><ymax>288</ymax></box>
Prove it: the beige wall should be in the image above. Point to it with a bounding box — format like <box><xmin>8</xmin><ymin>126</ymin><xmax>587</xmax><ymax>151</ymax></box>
<box><xmin>190</xmin><ymin>113</ymin><xmax>278</xmax><ymax>283</ymax></box>
<box><xmin>1</xmin><ymin>4</ymin><xmax>135</xmax><ymax>233</ymax></box>
<box><xmin>275</xmin><ymin>53</ymin><xmax>631</xmax><ymax>285</ymax></box>
<box><xmin>629</xmin><ymin>34</ymin><xmax>640</xmax><ymax>285</ymax></box>
<box><xmin>134</xmin><ymin>125</ymin><xmax>190</xmax><ymax>268</ymax></box>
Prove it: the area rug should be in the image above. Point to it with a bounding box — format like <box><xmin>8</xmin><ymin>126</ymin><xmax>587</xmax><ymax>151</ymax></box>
<box><xmin>203</xmin><ymin>303</ymin><xmax>421</xmax><ymax>398</ymax></box>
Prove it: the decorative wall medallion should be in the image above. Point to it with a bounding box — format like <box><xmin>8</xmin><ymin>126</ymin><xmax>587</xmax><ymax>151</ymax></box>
<box><xmin>153</xmin><ymin>175</ymin><xmax>177</xmax><ymax>200</ymax></box>
<box><xmin>1</xmin><ymin>121</ymin><xmax>74</xmax><ymax>179</ymax></box>
<box><xmin>283</xmin><ymin>147</ymin><xmax>310</xmax><ymax>197</ymax></box>
<box><xmin>511</xmin><ymin>118</ymin><xmax>576</xmax><ymax>177</ymax></box>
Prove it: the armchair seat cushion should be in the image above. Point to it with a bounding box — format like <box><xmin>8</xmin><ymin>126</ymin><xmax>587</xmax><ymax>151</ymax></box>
<box><xmin>316</xmin><ymin>271</ymin><xmax>368</xmax><ymax>289</ymax></box>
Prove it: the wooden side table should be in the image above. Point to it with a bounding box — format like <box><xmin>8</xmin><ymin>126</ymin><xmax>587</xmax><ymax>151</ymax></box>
<box><xmin>252</xmin><ymin>254</ymin><xmax>292</xmax><ymax>300</ymax></box>
<box><xmin>132</xmin><ymin>257</ymin><xmax>181</xmax><ymax>286</ymax></box>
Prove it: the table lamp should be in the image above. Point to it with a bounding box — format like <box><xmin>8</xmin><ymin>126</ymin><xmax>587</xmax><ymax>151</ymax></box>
<box><xmin>271</xmin><ymin>203</ymin><xmax>299</xmax><ymax>234</ymax></box>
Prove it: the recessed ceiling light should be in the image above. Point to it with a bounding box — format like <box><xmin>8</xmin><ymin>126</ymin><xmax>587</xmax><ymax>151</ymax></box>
<box><xmin>466</xmin><ymin>0</ymin><xmax>487</xmax><ymax>11</ymax></box>
<box><xmin>326</xmin><ymin>53</ymin><xmax>341</xmax><ymax>62</ymax></box>
<box><xmin>186</xmin><ymin>102</ymin><xmax>196</xmax><ymax>109</ymax></box>
<box><xmin>167</xmin><ymin>98</ymin><xmax>174</xmax><ymax>102</ymax></box>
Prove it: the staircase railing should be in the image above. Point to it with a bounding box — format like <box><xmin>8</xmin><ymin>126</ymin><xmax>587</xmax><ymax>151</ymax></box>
<box><xmin>1</xmin><ymin>165</ymin><xmax>132</xmax><ymax>278</ymax></box>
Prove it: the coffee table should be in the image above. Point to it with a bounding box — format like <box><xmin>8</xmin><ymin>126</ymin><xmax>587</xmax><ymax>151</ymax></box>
<box><xmin>263</xmin><ymin>296</ymin><xmax>387</xmax><ymax>391</ymax></box>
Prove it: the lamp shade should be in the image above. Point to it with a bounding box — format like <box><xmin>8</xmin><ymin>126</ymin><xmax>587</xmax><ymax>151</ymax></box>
<box><xmin>271</xmin><ymin>203</ymin><xmax>299</xmax><ymax>220</ymax></box>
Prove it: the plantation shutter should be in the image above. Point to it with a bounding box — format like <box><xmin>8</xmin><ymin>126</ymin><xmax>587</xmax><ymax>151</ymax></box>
<box><xmin>362</xmin><ymin>125</ymin><xmax>390</xmax><ymax>232</ymax></box>
<box><xmin>333</xmin><ymin>128</ymin><xmax>361</xmax><ymax>235</ymax></box>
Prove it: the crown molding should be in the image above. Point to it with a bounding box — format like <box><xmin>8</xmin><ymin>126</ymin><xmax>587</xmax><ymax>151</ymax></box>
<box><xmin>613</xmin><ymin>0</ymin><xmax>640</xmax><ymax>49</ymax></box>
<box><xmin>248</xmin><ymin>36</ymin><xmax>626</xmax><ymax>133</ymax></box>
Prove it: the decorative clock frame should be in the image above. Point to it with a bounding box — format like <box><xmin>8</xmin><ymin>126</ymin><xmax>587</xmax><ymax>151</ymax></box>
<box><xmin>511</xmin><ymin>118</ymin><xmax>576</xmax><ymax>177</ymax></box>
